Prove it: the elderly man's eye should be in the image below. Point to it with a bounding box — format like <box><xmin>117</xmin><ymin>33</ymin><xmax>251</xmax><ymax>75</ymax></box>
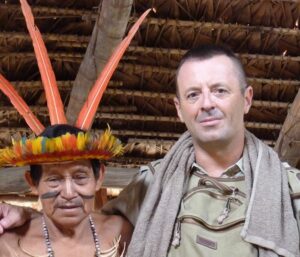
<box><xmin>46</xmin><ymin>177</ymin><xmax>61</xmax><ymax>187</ymax></box>
<box><xmin>47</xmin><ymin>177</ymin><xmax>60</xmax><ymax>182</ymax></box>
<box><xmin>73</xmin><ymin>175</ymin><xmax>89</xmax><ymax>185</ymax></box>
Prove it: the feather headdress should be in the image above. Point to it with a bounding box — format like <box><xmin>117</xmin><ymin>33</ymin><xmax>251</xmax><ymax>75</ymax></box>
<box><xmin>0</xmin><ymin>0</ymin><xmax>151</xmax><ymax>167</ymax></box>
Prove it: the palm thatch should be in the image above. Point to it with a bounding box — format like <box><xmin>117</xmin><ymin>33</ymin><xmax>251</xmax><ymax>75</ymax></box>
<box><xmin>0</xmin><ymin>0</ymin><xmax>299</xmax><ymax>170</ymax></box>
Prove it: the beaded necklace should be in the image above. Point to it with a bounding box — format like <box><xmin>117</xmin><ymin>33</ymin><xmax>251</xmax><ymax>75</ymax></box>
<box><xmin>42</xmin><ymin>215</ymin><xmax>101</xmax><ymax>257</ymax></box>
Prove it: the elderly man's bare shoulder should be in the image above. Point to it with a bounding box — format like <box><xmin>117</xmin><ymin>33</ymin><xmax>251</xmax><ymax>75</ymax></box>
<box><xmin>0</xmin><ymin>217</ymin><xmax>43</xmax><ymax>256</ymax></box>
<box><xmin>0</xmin><ymin>219</ymin><xmax>32</xmax><ymax>256</ymax></box>
<box><xmin>91</xmin><ymin>212</ymin><xmax>133</xmax><ymax>247</ymax></box>
<box><xmin>0</xmin><ymin>219</ymin><xmax>30</xmax><ymax>241</ymax></box>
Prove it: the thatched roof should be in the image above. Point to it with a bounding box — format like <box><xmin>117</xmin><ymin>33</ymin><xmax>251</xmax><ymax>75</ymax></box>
<box><xmin>0</xmin><ymin>0</ymin><xmax>299</xmax><ymax>170</ymax></box>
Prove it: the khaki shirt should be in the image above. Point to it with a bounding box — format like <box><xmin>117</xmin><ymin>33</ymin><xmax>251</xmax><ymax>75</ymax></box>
<box><xmin>168</xmin><ymin>161</ymin><xmax>258</xmax><ymax>257</ymax></box>
<box><xmin>102</xmin><ymin>160</ymin><xmax>300</xmax><ymax>255</ymax></box>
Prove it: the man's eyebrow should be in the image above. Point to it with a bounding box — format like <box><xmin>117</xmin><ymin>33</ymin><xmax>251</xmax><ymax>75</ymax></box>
<box><xmin>210</xmin><ymin>82</ymin><xmax>227</xmax><ymax>88</ymax></box>
<box><xmin>44</xmin><ymin>170</ymin><xmax>61</xmax><ymax>175</ymax></box>
<box><xmin>184</xmin><ymin>87</ymin><xmax>202</xmax><ymax>92</ymax></box>
<box><xmin>72</xmin><ymin>166</ymin><xmax>90</xmax><ymax>172</ymax></box>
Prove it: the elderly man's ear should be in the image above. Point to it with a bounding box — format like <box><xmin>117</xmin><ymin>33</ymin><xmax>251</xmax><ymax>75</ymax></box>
<box><xmin>24</xmin><ymin>171</ymin><xmax>38</xmax><ymax>194</ymax></box>
<box><xmin>96</xmin><ymin>164</ymin><xmax>105</xmax><ymax>191</ymax></box>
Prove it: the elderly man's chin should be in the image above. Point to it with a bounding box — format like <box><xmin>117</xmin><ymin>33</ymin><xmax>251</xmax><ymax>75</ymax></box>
<box><xmin>48</xmin><ymin>206</ymin><xmax>92</xmax><ymax>227</ymax></box>
<box><xmin>51</xmin><ymin>214</ymin><xmax>89</xmax><ymax>228</ymax></box>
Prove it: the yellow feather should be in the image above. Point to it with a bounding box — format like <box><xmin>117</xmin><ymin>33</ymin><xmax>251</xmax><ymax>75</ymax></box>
<box><xmin>32</xmin><ymin>137</ymin><xmax>42</xmax><ymax>154</ymax></box>
<box><xmin>46</xmin><ymin>138</ymin><xmax>55</xmax><ymax>153</ymax></box>
<box><xmin>54</xmin><ymin>137</ymin><xmax>64</xmax><ymax>151</ymax></box>
<box><xmin>76</xmin><ymin>132</ymin><xmax>86</xmax><ymax>151</ymax></box>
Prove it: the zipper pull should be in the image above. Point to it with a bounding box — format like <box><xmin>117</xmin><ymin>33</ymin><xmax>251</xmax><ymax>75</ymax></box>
<box><xmin>217</xmin><ymin>198</ymin><xmax>231</xmax><ymax>224</ymax></box>
<box><xmin>171</xmin><ymin>219</ymin><xmax>181</xmax><ymax>247</ymax></box>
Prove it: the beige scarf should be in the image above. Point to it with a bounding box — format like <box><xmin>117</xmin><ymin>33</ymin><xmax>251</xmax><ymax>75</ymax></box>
<box><xmin>126</xmin><ymin>130</ymin><xmax>299</xmax><ymax>257</ymax></box>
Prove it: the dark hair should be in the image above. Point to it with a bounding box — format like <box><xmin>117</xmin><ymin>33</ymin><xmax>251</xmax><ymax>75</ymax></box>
<box><xmin>175</xmin><ymin>44</ymin><xmax>248</xmax><ymax>96</ymax></box>
<box><xmin>29</xmin><ymin>124</ymin><xmax>101</xmax><ymax>185</ymax></box>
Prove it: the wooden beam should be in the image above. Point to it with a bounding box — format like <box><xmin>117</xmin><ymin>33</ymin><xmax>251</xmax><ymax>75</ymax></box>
<box><xmin>94</xmin><ymin>113</ymin><xmax>283</xmax><ymax>130</ymax></box>
<box><xmin>0</xmin><ymin>110</ymin><xmax>283</xmax><ymax>130</ymax></box>
<box><xmin>139</xmin><ymin>17</ymin><xmax>300</xmax><ymax>37</ymax></box>
<box><xmin>0</xmin><ymin>166</ymin><xmax>138</xmax><ymax>195</ymax></box>
<box><xmin>66</xmin><ymin>0</ymin><xmax>133</xmax><ymax>125</ymax></box>
<box><xmin>10</xmin><ymin>81</ymin><xmax>123</xmax><ymax>90</ymax></box>
<box><xmin>0</xmin><ymin>3</ymin><xmax>92</xmax><ymax>17</ymax></box>
<box><xmin>126</xmin><ymin>46</ymin><xmax>300</xmax><ymax>62</ymax></box>
<box><xmin>0</xmin><ymin>127</ymin><xmax>277</xmax><ymax>145</ymax></box>
<box><xmin>0</xmin><ymin>105</ymin><xmax>137</xmax><ymax>114</ymax></box>
<box><xmin>275</xmin><ymin>89</ymin><xmax>300</xmax><ymax>167</ymax></box>
<box><xmin>0</xmin><ymin>32</ymin><xmax>89</xmax><ymax>45</ymax></box>
<box><xmin>4</xmin><ymin>50</ymin><xmax>300</xmax><ymax>74</ymax></box>
<box><xmin>117</xmin><ymin>63</ymin><xmax>300</xmax><ymax>87</ymax></box>
<box><xmin>5</xmin><ymin>80</ymin><xmax>295</xmax><ymax>109</ymax></box>
<box><xmin>94</xmin><ymin>188</ymin><xmax>108</xmax><ymax>210</ymax></box>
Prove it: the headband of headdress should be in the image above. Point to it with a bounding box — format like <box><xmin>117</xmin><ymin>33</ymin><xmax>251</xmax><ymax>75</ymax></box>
<box><xmin>0</xmin><ymin>0</ymin><xmax>152</xmax><ymax>167</ymax></box>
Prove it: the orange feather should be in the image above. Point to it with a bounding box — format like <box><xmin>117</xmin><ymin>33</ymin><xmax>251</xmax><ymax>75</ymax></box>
<box><xmin>20</xmin><ymin>0</ymin><xmax>67</xmax><ymax>125</ymax></box>
<box><xmin>76</xmin><ymin>9</ymin><xmax>153</xmax><ymax>130</ymax></box>
<box><xmin>0</xmin><ymin>74</ymin><xmax>44</xmax><ymax>135</ymax></box>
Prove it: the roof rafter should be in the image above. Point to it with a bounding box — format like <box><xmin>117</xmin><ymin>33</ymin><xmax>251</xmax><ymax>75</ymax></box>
<box><xmin>3</xmin><ymin>81</ymin><xmax>292</xmax><ymax>109</ymax></box>
<box><xmin>0</xmin><ymin>109</ymin><xmax>282</xmax><ymax>130</ymax></box>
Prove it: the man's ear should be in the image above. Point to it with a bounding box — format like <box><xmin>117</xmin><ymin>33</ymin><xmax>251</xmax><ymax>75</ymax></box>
<box><xmin>24</xmin><ymin>171</ymin><xmax>38</xmax><ymax>194</ymax></box>
<box><xmin>243</xmin><ymin>86</ymin><xmax>253</xmax><ymax>114</ymax></box>
<box><xmin>95</xmin><ymin>164</ymin><xmax>105</xmax><ymax>191</ymax></box>
<box><xmin>174</xmin><ymin>96</ymin><xmax>184</xmax><ymax>122</ymax></box>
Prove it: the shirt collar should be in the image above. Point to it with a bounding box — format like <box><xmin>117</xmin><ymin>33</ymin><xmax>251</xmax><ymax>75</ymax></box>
<box><xmin>191</xmin><ymin>158</ymin><xmax>244</xmax><ymax>178</ymax></box>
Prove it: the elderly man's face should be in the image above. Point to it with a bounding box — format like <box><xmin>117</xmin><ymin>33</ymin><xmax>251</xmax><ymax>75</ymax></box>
<box><xmin>174</xmin><ymin>55</ymin><xmax>253</xmax><ymax>147</ymax></box>
<box><xmin>30</xmin><ymin>160</ymin><xmax>102</xmax><ymax>227</ymax></box>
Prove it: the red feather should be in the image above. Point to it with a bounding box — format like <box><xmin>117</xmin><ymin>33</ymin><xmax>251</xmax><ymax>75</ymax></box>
<box><xmin>20</xmin><ymin>0</ymin><xmax>67</xmax><ymax>125</ymax></box>
<box><xmin>0</xmin><ymin>74</ymin><xmax>44</xmax><ymax>135</ymax></box>
<box><xmin>76</xmin><ymin>9</ymin><xmax>153</xmax><ymax>130</ymax></box>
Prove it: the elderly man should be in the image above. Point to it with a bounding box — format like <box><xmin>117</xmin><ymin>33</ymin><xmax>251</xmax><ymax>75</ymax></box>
<box><xmin>0</xmin><ymin>0</ymin><xmax>154</xmax><ymax>255</ymax></box>
<box><xmin>0</xmin><ymin>125</ymin><xmax>132</xmax><ymax>257</ymax></box>
<box><xmin>1</xmin><ymin>45</ymin><xmax>300</xmax><ymax>257</ymax></box>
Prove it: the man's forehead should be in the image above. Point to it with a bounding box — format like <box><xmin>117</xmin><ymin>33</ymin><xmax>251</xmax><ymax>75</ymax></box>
<box><xmin>42</xmin><ymin>160</ymin><xmax>92</xmax><ymax>171</ymax></box>
<box><xmin>180</xmin><ymin>55</ymin><xmax>235</xmax><ymax>69</ymax></box>
<box><xmin>177</xmin><ymin>55</ymin><xmax>237</xmax><ymax>82</ymax></box>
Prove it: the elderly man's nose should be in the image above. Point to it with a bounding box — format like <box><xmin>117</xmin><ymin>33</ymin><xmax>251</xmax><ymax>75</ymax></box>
<box><xmin>61</xmin><ymin>179</ymin><xmax>77</xmax><ymax>199</ymax></box>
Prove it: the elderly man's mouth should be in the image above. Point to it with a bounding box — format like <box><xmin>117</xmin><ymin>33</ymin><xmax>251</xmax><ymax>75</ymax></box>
<box><xmin>58</xmin><ymin>205</ymin><xmax>81</xmax><ymax>209</ymax></box>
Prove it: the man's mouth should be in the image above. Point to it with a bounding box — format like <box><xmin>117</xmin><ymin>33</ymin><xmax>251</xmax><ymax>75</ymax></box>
<box><xmin>57</xmin><ymin>203</ymin><xmax>82</xmax><ymax>209</ymax></box>
<box><xmin>59</xmin><ymin>205</ymin><xmax>80</xmax><ymax>209</ymax></box>
<box><xmin>199</xmin><ymin>117</ymin><xmax>220</xmax><ymax>123</ymax></box>
<box><xmin>198</xmin><ymin>117</ymin><xmax>222</xmax><ymax>126</ymax></box>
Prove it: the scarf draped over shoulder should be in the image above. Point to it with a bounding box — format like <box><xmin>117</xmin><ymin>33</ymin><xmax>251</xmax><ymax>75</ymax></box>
<box><xmin>126</xmin><ymin>130</ymin><xmax>299</xmax><ymax>257</ymax></box>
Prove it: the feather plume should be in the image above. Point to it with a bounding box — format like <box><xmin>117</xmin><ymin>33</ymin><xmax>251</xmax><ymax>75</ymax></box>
<box><xmin>76</xmin><ymin>8</ymin><xmax>153</xmax><ymax>130</ymax></box>
<box><xmin>20</xmin><ymin>0</ymin><xmax>67</xmax><ymax>125</ymax></box>
<box><xmin>0</xmin><ymin>130</ymin><xmax>123</xmax><ymax>167</ymax></box>
<box><xmin>0</xmin><ymin>74</ymin><xmax>44</xmax><ymax>135</ymax></box>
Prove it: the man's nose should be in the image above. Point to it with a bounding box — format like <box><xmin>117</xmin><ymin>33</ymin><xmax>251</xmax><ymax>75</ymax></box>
<box><xmin>60</xmin><ymin>178</ymin><xmax>77</xmax><ymax>200</ymax></box>
<box><xmin>201</xmin><ymin>91</ymin><xmax>215</xmax><ymax>110</ymax></box>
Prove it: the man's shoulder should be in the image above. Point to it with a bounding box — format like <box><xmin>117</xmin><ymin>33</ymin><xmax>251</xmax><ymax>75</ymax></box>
<box><xmin>0</xmin><ymin>218</ymin><xmax>38</xmax><ymax>242</ymax></box>
<box><xmin>91</xmin><ymin>212</ymin><xmax>133</xmax><ymax>244</ymax></box>
<box><xmin>139</xmin><ymin>158</ymin><xmax>162</xmax><ymax>174</ymax></box>
<box><xmin>92</xmin><ymin>212</ymin><xmax>126</xmax><ymax>231</ymax></box>
<box><xmin>0</xmin><ymin>226</ymin><xmax>21</xmax><ymax>249</ymax></box>
<box><xmin>283</xmin><ymin>162</ymin><xmax>300</xmax><ymax>197</ymax></box>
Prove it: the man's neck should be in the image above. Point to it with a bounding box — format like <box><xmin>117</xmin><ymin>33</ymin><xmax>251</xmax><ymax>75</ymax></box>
<box><xmin>194</xmin><ymin>135</ymin><xmax>245</xmax><ymax>177</ymax></box>
<box><xmin>43</xmin><ymin>215</ymin><xmax>91</xmax><ymax>241</ymax></box>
